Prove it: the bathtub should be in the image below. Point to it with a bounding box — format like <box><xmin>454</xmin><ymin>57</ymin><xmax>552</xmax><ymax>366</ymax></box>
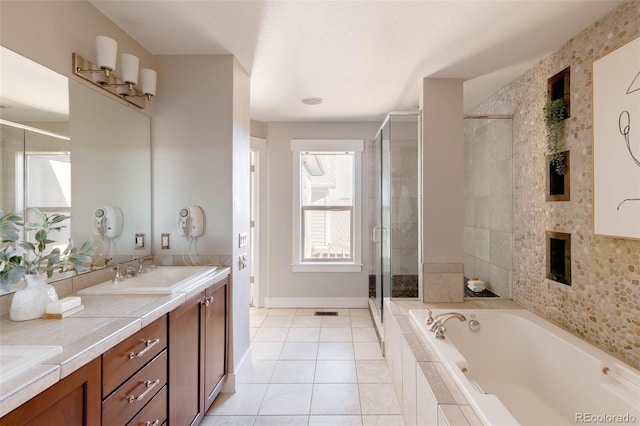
<box><xmin>409</xmin><ymin>309</ymin><xmax>640</xmax><ymax>426</ymax></box>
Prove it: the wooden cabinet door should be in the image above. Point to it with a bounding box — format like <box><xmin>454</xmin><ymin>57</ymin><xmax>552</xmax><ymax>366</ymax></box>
<box><xmin>0</xmin><ymin>357</ymin><xmax>101</xmax><ymax>426</ymax></box>
<box><xmin>168</xmin><ymin>290</ymin><xmax>205</xmax><ymax>426</ymax></box>
<box><xmin>204</xmin><ymin>278</ymin><xmax>228</xmax><ymax>411</ymax></box>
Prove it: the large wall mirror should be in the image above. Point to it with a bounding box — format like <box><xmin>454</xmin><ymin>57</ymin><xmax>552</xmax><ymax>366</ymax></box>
<box><xmin>0</xmin><ymin>46</ymin><xmax>151</xmax><ymax>295</ymax></box>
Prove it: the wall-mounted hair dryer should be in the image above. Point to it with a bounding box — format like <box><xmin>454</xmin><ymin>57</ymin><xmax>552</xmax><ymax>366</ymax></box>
<box><xmin>177</xmin><ymin>205</ymin><xmax>205</xmax><ymax>238</ymax></box>
<box><xmin>93</xmin><ymin>206</ymin><xmax>123</xmax><ymax>238</ymax></box>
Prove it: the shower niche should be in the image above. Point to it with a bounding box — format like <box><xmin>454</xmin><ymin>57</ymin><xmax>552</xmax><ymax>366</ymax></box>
<box><xmin>546</xmin><ymin>150</ymin><xmax>570</xmax><ymax>201</ymax></box>
<box><xmin>546</xmin><ymin>231</ymin><xmax>571</xmax><ymax>285</ymax></box>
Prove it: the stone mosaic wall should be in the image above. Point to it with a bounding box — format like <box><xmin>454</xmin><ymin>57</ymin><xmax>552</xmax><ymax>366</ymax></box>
<box><xmin>470</xmin><ymin>0</ymin><xmax>640</xmax><ymax>369</ymax></box>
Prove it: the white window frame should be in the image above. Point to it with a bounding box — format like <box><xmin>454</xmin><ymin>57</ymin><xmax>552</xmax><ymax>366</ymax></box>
<box><xmin>291</xmin><ymin>139</ymin><xmax>363</xmax><ymax>273</ymax></box>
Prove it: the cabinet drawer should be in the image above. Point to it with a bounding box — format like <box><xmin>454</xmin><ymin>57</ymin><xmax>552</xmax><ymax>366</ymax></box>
<box><xmin>103</xmin><ymin>315</ymin><xmax>167</xmax><ymax>397</ymax></box>
<box><xmin>102</xmin><ymin>350</ymin><xmax>167</xmax><ymax>426</ymax></box>
<box><xmin>126</xmin><ymin>384</ymin><xmax>167</xmax><ymax>426</ymax></box>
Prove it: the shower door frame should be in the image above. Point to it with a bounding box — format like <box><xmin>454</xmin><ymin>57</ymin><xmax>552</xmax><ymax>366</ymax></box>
<box><xmin>371</xmin><ymin>112</ymin><xmax>421</xmax><ymax>323</ymax></box>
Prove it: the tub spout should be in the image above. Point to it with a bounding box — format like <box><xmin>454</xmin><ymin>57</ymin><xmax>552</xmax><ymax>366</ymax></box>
<box><xmin>429</xmin><ymin>312</ymin><xmax>467</xmax><ymax>340</ymax></box>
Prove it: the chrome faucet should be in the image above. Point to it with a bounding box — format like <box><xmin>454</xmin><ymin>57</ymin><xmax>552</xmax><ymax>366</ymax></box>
<box><xmin>112</xmin><ymin>265</ymin><xmax>124</xmax><ymax>283</ymax></box>
<box><xmin>125</xmin><ymin>264</ymin><xmax>136</xmax><ymax>279</ymax></box>
<box><xmin>429</xmin><ymin>312</ymin><xmax>467</xmax><ymax>340</ymax></box>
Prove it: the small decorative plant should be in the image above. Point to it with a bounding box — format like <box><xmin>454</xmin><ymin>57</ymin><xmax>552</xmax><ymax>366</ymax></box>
<box><xmin>0</xmin><ymin>208</ymin><xmax>94</xmax><ymax>287</ymax></box>
<box><xmin>544</xmin><ymin>98</ymin><xmax>567</xmax><ymax>175</ymax></box>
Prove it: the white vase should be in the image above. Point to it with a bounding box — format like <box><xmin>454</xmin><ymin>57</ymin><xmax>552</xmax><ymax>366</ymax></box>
<box><xmin>10</xmin><ymin>273</ymin><xmax>58</xmax><ymax>321</ymax></box>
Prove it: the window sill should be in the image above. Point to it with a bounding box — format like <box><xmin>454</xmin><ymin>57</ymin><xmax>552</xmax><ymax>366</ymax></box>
<box><xmin>292</xmin><ymin>263</ymin><xmax>363</xmax><ymax>273</ymax></box>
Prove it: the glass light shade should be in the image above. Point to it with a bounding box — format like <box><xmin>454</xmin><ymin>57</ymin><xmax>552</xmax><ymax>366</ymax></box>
<box><xmin>120</xmin><ymin>54</ymin><xmax>139</xmax><ymax>85</ymax></box>
<box><xmin>96</xmin><ymin>35</ymin><xmax>117</xmax><ymax>71</ymax></box>
<box><xmin>140</xmin><ymin>68</ymin><xmax>157</xmax><ymax>96</ymax></box>
<box><xmin>116</xmin><ymin>85</ymin><xmax>130</xmax><ymax>96</ymax></box>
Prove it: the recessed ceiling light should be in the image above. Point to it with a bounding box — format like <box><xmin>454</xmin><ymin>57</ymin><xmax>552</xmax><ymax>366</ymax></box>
<box><xmin>302</xmin><ymin>97</ymin><xmax>323</xmax><ymax>105</ymax></box>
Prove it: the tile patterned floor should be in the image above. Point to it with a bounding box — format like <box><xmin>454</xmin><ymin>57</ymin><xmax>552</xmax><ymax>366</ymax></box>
<box><xmin>204</xmin><ymin>308</ymin><xmax>404</xmax><ymax>426</ymax></box>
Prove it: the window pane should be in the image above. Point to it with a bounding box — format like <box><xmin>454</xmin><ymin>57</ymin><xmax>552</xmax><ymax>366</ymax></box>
<box><xmin>301</xmin><ymin>153</ymin><xmax>353</xmax><ymax>207</ymax></box>
<box><xmin>302</xmin><ymin>207</ymin><xmax>352</xmax><ymax>261</ymax></box>
<box><xmin>26</xmin><ymin>153</ymin><xmax>71</xmax><ymax>208</ymax></box>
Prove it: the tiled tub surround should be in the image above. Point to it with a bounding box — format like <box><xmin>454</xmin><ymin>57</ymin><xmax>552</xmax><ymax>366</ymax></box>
<box><xmin>410</xmin><ymin>308</ymin><xmax>640</xmax><ymax>426</ymax></box>
<box><xmin>0</xmin><ymin>266</ymin><xmax>230</xmax><ymax>416</ymax></box>
<box><xmin>469</xmin><ymin>0</ymin><xmax>640</xmax><ymax>369</ymax></box>
<box><xmin>383</xmin><ymin>300</ymin><xmax>491</xmax><ymax>426</ymax></box>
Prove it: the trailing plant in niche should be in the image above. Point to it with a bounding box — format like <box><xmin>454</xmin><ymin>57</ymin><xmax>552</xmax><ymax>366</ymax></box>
<box><xmin>544</xmin><ymin>98</ymin><xmax>567</xmax><ymax>175</ymax></box>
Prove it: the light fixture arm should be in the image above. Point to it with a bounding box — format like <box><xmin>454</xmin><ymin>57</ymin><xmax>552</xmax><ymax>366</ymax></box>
<box><xmin>73</xmin><ymin>53</ymin><xmax>148</xmax><ymax>108</ymax></box>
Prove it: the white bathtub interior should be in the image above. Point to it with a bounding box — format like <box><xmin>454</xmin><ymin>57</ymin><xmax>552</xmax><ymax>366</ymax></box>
<box><xmin>409</xmin><ymin>309</ymin><xmax>640</xmax><ymax>426</ymax></box>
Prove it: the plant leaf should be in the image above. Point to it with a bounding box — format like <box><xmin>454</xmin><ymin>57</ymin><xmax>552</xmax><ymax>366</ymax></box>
<box><xmin>19</xmin><ymin>241</ymin><xmax>36</xmax><ymax>252</ymax></box>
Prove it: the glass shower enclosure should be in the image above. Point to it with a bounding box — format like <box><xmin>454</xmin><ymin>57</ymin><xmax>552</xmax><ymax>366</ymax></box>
<box><xmin>369</xmin><ymin>113</ymin><xmax>421</xmax><ymax>321</ymax></box>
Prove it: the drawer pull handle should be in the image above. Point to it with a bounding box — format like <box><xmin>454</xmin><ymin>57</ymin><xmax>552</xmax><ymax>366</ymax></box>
<box><xmin>144</xmin><ymin>420</ymin><xmax>160</xmax><ymax>426</ymax></box>
<box><xmin>202</xmin><ymin>296</ymin><xmax>214</xmax><ymax>306</ymax></box>
<box><xmin>127</xmin><ymin>379</ymin><xmax>160</xmax><ymax>404</ymax></box>
<box><xmin>129</xmin><ymin>338</ymin><xmax>160</xmax><ymax>359</ymax></box>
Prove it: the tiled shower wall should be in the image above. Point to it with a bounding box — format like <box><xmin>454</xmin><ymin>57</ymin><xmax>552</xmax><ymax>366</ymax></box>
<box><xmin>463</xmin><ymin>119</ymin><xmax>513</xmax><ymax>298</ymax></box>
<box><xmin>391</xmin><ymin>137</ymin><xmax>420</xmax><ymax>297</ymax></box>
<box><xmin>469</xmin><ymin>0</ymin><xmax>640</xmax><ymax>369</ymax></box>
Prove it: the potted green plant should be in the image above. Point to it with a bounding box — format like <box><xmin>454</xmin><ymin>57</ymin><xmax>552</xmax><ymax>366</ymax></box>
<box><xmin>0</xmin><ymin>208</ymin><xmax>94</xmax><ymax>321</ymax></box>
<box><xmin>544</xmin><ymin>98</ymin><xmax>567</xmax><ymax>175</ymax></box>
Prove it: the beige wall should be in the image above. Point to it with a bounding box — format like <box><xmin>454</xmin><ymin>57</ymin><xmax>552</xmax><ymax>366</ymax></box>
<box><xmin>421</xmin><ymin>78</ymin><xmax>465</xmax><ymax>302</ymax></box>
<box><xmin>251</xmin><ymin>120</ymin><xmax>267</xmax><ymax>139</ymax></box>
<box><xmin>0</xmin><ymin>0</ymin><xmax>154</xmax><ymax>117</ymax></box>
<box><xmin>1</xmin><ymin>1</ymin><xmax>252</xmax><ymax>370</ymax></box>
<box><xmin>231</xmin><ymin>58</ymin><xmax>252</xmax><ymax>371</ymax></box>
<box><xmin>153</xmin><ymin>54</ymin><xmax>251</xmax><ymax>372</ymax></box>
<box><xmin>264</xmin><ymin>121</ymin><xmax>379</xmax><ymax>306</ymax></box>
<box><xmin>153</xmin><ymin>55</ymin><xmax>234</xmax><ymax>258</ymax></box>
<box><xmin>471</xmin><ymin>0</ymin><xmax>640</xmax><ymax>369</ymax></box>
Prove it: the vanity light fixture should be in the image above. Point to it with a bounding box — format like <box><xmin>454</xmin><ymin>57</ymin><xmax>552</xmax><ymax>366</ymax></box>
<box><xmin>73</xmin><ymin>35</ymin><xmax>157</xmax><ymax>109</ymax></box>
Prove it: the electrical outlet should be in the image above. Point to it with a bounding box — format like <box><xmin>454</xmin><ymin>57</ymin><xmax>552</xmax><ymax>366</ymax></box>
<box><xmin>238</xmin><ymin>253</ymin><xmax>248</xmax><ymax>270</ymax></box>
<box><xmin>161</xmin><ymin>233</ymin><xmax>170</xmax><ymax>249</ymax></box>
<box><xmin>135</xmin><ymin>233</ymin><xmax>145</xmax><ymax>249</ymax></box>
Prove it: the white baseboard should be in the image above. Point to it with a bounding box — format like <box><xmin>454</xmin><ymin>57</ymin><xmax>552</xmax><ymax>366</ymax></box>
<box><xmin>264</xmin><ymin>297</ymin><xmax>369</xmax><ymax>308</ymax></box>
<box><xmin>222</xmin><ymin>346</ymin><xmax>251</xmax><ymax>393</ymax></box>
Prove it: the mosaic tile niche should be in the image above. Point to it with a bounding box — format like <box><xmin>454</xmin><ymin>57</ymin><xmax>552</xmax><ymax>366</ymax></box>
<box><xmin>469</xmin><ymin>0</ymin><xmax>640</xmax><ymax>369</ymax></box>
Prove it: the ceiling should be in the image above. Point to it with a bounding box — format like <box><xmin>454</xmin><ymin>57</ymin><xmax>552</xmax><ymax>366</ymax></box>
<box><xmin>90</xmin><ymin>0</ymin><xmax>622</xmax><ymax>123</ymax></box>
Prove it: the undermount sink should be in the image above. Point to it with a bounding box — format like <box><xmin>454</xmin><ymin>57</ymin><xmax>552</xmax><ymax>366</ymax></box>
<box><xmin>77</xmin><ymin>266</ymin><xmax>219</xmax><ymax>295</ymax></box>
<box><xmin>0</xmin><ymin>346</ymin><xmax>62</xmax><ymax>384</ymax></box>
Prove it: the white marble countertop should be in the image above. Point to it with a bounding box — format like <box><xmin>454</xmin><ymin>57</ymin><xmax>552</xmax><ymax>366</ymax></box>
<box><xmin>0</xmin><ymin>266</ymin><xmax>230</xmax><ymax>417</ymax></box>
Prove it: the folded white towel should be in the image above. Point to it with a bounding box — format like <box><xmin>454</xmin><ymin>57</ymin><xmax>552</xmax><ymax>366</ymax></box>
<box><xmin>467</xmin><ymin>281</ymin><xmax>486</xmax><ymax>292</ymax></box>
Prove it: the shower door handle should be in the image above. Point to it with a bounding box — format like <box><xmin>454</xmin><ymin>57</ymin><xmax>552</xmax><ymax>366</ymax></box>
<box><xmin>372</xmin><ymin>226</ymin><xmax>388</xmax><ymax>243</ymax></box>
<box><xmin>372</xmin><ymin>226</ymin><xmax>381</xmax><ymax>243</ymax></box>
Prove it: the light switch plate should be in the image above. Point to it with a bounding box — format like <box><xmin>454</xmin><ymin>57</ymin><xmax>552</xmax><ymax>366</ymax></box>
<box><xmin>135</xmin><ymin>233</ymin><xmax>145</xmax><ymax>249</ymax></box>
<box><xmin>239</xmin><ymin>233</ymin><xmax>248</xmax><ymax>248</ymax></box>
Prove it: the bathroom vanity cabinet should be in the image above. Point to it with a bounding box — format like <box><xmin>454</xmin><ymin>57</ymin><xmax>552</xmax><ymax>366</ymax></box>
<box><xmin>169</xmin><ymin>275</ymin><xmax>229</xmax><ymax>426</ymax></box>
<box><xmin>0</xmin><ymin>357</ymin><xmax>101</xmax><ymax>426</ymax></box>
<box><xmin>0</xmin><ymin>269</ymin><xmax>230</xmax><ymax>426</ymax></box>
<box><xmin>102</xmin><ymin>315</ymin><xmax>168</xmax><ymax>426</ymax></box>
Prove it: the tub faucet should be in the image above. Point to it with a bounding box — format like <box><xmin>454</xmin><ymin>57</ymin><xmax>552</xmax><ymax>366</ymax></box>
<box><xmin>429</xmin><ymin>312</ymin><xmax>467</xmax><ymax>340</ymax></box>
